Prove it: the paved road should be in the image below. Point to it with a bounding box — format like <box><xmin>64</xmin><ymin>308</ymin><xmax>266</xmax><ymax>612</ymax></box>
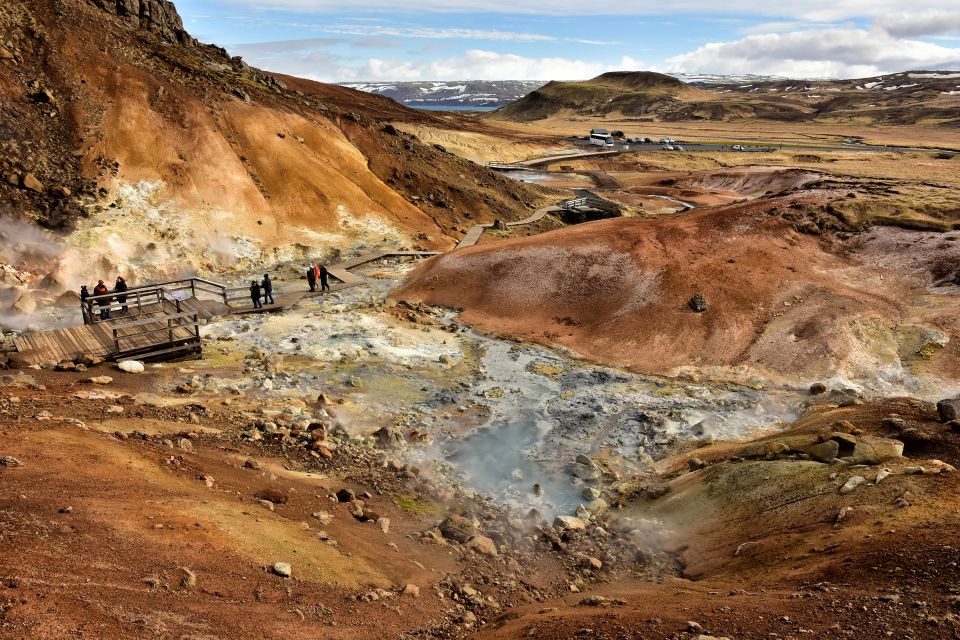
<box><xmin>570</xmin><ymin>139</ymin><xmax>956</xmax><ymax>155</ymax></box>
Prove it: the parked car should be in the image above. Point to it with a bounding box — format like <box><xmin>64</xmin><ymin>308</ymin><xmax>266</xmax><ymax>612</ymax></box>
<box><xmin>732</xmin><ymin>144</ymin><xmax>744</xmax><ymax>150</ymax></box>
<box><xmin>674</xmin><ymin>145</ymin><xmax>684</xmax><ymax>151</ymax></box>
<box><xmin>662</xmin><ymin>144</ymin><xmax>674</xmax><ymax>150</ymax></box>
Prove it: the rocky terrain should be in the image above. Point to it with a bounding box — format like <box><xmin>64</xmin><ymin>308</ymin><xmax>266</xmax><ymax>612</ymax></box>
<box><xmin>491</xmin><ymin>70</ymin><xmax>960</xmax><ymax>125</ymax></box>
<box><xmin>3</xmin><ymin>1</ymin><xmax>960</xmax><ymax>639</ymax></box>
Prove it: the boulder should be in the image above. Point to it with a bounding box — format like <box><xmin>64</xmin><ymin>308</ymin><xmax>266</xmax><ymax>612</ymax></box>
<box><xmin>117</xmin><ymin>360</ymin><xmax>145</xmax><ymax>374</ymax></box>
<box><xmin>553</xmin><ymin>515</ymin><xmax>587</xmax><ymax>531</ymax></box>
<box><xmin>852</xmin><ymin>436</ymin><xmax>904</xmax><ymax>465</ymax></box>
<box><xmin>272</xmin><ymin>562</ymin><xmax>291</xmax><ymax>577</ymax></box>
<box><xmin>439</xmin><ymin>515</ymin><xmax>476</xmax><ymax>543</ymax></box>
<box><xmin>937</xmin><ymin>399</ymin><xmax>960</xmax><ymax>423</ymax></box>
<box><xmin>466</xmin><ymin>535</ymin><xmax>498</xmax><ymax>556</ymax></box>
<box><xmin>807</xmin><ymin>439</ymin><xmax>839</xmax><ymax>463</ymax></box>
<box><xmin>373</xmin><ymin>426</ymin><xmax>404</xmax><ymax>448</ymax></box>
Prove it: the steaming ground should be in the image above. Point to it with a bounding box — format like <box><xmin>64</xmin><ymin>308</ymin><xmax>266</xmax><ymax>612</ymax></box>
<box><xmin>185</xmin><ymin>260</ymin><xmax>949</xmax><ymax>518</ymax></box>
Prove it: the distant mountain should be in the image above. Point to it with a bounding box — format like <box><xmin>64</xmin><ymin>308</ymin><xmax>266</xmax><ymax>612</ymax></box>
<box><xmin>339</xmin><ymin>80</ymin><xmax>546</xmax><ymax>109</ymax></box>
<box><xmin>488</xmin><ymin>70</ymin><xmax>960</xmax><ymax>126</ymax></box>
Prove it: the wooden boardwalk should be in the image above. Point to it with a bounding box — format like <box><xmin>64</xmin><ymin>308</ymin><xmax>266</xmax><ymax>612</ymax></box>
<box><xmin>456</xmin><ymin>206</ymin><xmax>561</xmax><ymax>249</ymax></box>
<box><xmin>10</xmin><ymin>250</ymin><xmax>437</xmax><ymax>365</ymax></box>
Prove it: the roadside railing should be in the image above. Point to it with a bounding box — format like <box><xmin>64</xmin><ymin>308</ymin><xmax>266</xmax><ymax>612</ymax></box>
<box><xmin>81</xmin><ymin>277</ymin><xmax>229</xmax><ymax>325</ymax></box>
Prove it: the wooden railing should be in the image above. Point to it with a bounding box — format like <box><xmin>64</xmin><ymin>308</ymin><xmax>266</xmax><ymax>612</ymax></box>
<box><xmin>81</xmin><ymin>277</ymin><xmax>229</xmax><ymax>325</ymax></box>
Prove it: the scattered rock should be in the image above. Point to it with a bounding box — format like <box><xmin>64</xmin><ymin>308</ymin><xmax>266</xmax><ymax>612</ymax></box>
<box><xmin>809</xmin><ymin>382</ymin><xmax>827</xmax><ymax>395</ymax></box>
<box><xmin>0</xmin><ymin>456</ymin><xmax>23</xmax><ymax>467</ymax></box>
<box><xmin>21</xmin><ymin>173</ymin><xmax>44</xmax><ymax>192</ymax></box>
<box><xmin>937</xmin><ymin>399</ymin><xmax>960</xmax><ymax>423</ymax></box>
<box><xmin>688</xmin><ymin>457</ymin><xmax>706</xmax><ymax>471</ymax></box>
<box><xmin>466</xmin><ymin>535</ymin><xmax>498</xmax><ymax>556</ymax></box>
<box><xmin>373</xmin><ymin>426</ymin><xmax>404</xmax><ymax>449</ymax></box>
<box><xmin>839</xmin><ymin>475</ymin><xmax>866</xmax><ymax>495</ymax></box>
<box><xmin>243</xmin><ymin>458</ymin><xmax>260</xmax><ymax>470</ymax></box>
<box><xmin>688</xmin><ymin>293</ymin><xmax>708</xmax><ymax>313</ymax></box>
<box><xmin>875</xmin><ymin>468</ymin><xmax>893</xmax><ymax>483</ymax></box>
<box><xmin>553</xmin><ymin>515</ymin><xmax>587</xmax><ymax>531</ymax></box>
<box><xmin>257</xmin><ymin>488</ymin><xmax>289</xmax><ymax>504</ymax></box>
<box><xmin>377</xmin><ymin>517</ymin><xmax>390</xmax><ymax>534</ymax></box>
<box><xmin>336</xmin><ymin>488</ymin><xmax>356</xmax><ymax>503</ymax></box>
<box><xmin>402</xmin><ymin>583</ymin><xmax>420</xmax><ymax>597</ymax></box>
<box><xmin>179</xmin><ymin>567</ymin><xmax>196</xmax><ymax>589</ymax></box>
<box><xmin>86</xmin><ymin>376</ymin><xmax>113</xmax><ymax>385</ymax></box>
<box><xmin>117</xmin><ymin>360</ymin><xmax>145</xmax><ymax>374</ymax></box>
<box><xmin>272</xmin><ymin>562</ymin><xmax>291</xmax><ymax>577</ymax></box>
<box><xmin>312</xmin><ymin>511</ymin><xmax>333</xmax><ymax>525</ymax></box>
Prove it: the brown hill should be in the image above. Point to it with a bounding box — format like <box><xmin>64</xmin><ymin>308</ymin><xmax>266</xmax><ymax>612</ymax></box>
<box><xmin>0</xmin><ymin>0</ymin><xmax>551</xmax><ymax>300</ymax></box>
<box><xmin>393</xmin><ymin>202</ymin><xmax>960</xmax><ymax>381</ymax></box>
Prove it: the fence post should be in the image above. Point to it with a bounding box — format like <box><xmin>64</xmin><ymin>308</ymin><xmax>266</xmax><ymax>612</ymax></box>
<box><xmin>113</xmin><ymin>327</ymin><xmax>119</xmax><ymax>354</ymax></box>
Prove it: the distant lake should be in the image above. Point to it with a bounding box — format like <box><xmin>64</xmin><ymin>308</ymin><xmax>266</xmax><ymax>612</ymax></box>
<box><xmin>410</xmin><ymin>104</ymin><xmax>500</xmax><ymax>111</ymax></box>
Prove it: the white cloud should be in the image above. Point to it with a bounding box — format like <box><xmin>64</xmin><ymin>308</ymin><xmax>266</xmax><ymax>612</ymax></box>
<box><xmin>322</xmin><ymin>50</ymin><xmax>645</xmax><ymax>82</ymax></box>
<box><xmin>667</xmin><ymin>28</ymin><xmax>960</xmax><ymax>78</ymax></box>
<box><xmin>318</xmin><ymin>24</ymin><xmax>615</xmax><ymax>45</ymax></box>
<box><xmin>875</xmin><ymin>10</ymin><xmax>960</xmax><ymax>38</ymax></box>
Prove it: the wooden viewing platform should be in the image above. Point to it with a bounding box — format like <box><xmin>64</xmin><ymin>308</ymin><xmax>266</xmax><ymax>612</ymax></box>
<box><xmin>11</xmin><ymin>250</ymin><xmax>438</xmax><ymax>366</ymax></box>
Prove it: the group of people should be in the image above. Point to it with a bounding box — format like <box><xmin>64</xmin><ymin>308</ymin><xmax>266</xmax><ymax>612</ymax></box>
<box><xmin>248</xmin><ymin>264</ymin><xmax>331</xmax><ymax>309</ymax></box>
<box><xmin>248</xmin><ymin>274</ymin><xmax>275</xmax><ymax>309</ymax></box>
<box><xmin>79</xmin><ymin>277</ymin><xmax>128</xmax><ymax>321</ymax></box>
<box><xmin>307</xmin><ymin>263</ymin><xmax>330</xmax><ymax>293</ymax></box>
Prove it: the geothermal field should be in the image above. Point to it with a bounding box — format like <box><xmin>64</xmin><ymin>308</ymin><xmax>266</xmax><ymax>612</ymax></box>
<box><xmin>1</xmin><ymin>1</ymin><xmax>960</xmax><ymax>639</ymax></box>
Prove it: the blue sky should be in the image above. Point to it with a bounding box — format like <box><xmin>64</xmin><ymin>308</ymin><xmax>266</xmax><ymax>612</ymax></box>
<box><xmin>175</xmin><ymin>1</ymin><xmax>960</xmax><ymax>81</ymax></box>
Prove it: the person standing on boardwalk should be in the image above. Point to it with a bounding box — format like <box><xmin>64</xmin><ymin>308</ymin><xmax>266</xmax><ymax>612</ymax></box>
<box><xmin>80</xmin><ymin>285</ymin><xmax>91</xmax><ymax>323</ymax></box>
<box><xmin>319</xmin><ymin>264</ymin><xmax>330</xmax><ymax>292</ymax></box>
<box><xmin>261</xmin><ymin>274</ymin><xmax>275</xmax><ymax>305</ymax></box>
<box><xmin>306</xmin><ymin>263</ymin><xmax>317</xmax><ymax>292</ymax></box>
<box><xmin>114</xmin><ymin>276</ymin><xmax>129</xmax><ymax>314</ymax></box>
<box><xmin>93</xmin><ymin>280</ymin><xmax>111</xmax><ymax>320</ymax></box>
<box><xmin>249</xmin><ymin>281</ymin><xmax>262</xmax><ymax>309</ymax></box>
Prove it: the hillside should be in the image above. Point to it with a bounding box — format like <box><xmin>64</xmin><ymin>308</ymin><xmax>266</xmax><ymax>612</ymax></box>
<box><xmin>491</xmin><ymin>69</ymin><xmax>960</xmax><ymax>125</ymax></box>
<box><xmin>0</xmin><ymin>0</ymin><xmax>551</xmax><ymax>326</ymax></box>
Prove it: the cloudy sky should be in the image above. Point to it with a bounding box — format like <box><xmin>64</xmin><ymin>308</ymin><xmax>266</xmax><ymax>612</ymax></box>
<box><xmin>175</xmin><ymin>1</ymin><xmax>960</xmax><ymax>81</ymax></box>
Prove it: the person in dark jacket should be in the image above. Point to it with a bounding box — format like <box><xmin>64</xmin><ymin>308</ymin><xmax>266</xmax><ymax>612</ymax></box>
<box><xmin>306</xmin><ymin>263</ymin><xmax>317</xmax><ymax>292</ymax></box>
<box><xmin>261</xmin><ymin>274</ymin><xmax>274</xmax><ymax>305</ymax></box>
<box><xmin>93</xmin><ymin>280</ymin><xmax>111</xmax><ymax>320</ymax></box>
<box><xmin>319</xmin><ymin>265</ymin><xmax>330</xmax><ymax>292</ymax></box>
<box><xmin>114</xmin><ymin>276</ymin><xmax>129</xmax><ymax>314</ymax></box>
<box><xmin>250</xmin><ymin>281</ymin><xmax>262</xmax><ymax>309</ymax></box>
<box><xmin>80</xmin><ymin>285</ymin><xmax>91</xmax><ymax>323</ymax></box>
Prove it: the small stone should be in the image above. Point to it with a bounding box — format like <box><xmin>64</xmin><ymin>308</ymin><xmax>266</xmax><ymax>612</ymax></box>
<box><xmin>377</xmin><ymin>517</ymin><xmax>390</xmax><ymax>534</ymax></box>
<box><xmin>839</xmin><ymin>475</ymin><xmax>866</xmax><ymax>495</ymax></box>
<box><xmin>107</xmin><ymin>405</ymin><xmax>124</xmax><ymax>414</ymax></box>
<box><xmin>875</xmin><ymin>468</ymin><xmax>892</xmax><ymax>483</ymax></box>
<box><xmin>688</xmin><ymin>457</ymin><xmax>706</xmax><ymax>471</ymax></box>
<box><xmin>0</xmin><ymin>456</ymin><xmax>23</xmax><ymax>467</ymax></box>
<box><xmin>257</xmin><ymin>488</ymin><xmax>288</xmax><ymax>504</ymax></box>
<box><xmin>402</xmin><ymin>583</ymin><xmax>420</xmax><ymax>597</ymax></box>
<box><xmin>199</xmin><ymin>475</ymin><xmax>215</xmax><ymax>488</ymax></box>
<box><xmin>22</xmin><ymin>173</ymin><xmax>43</xmax><ymax>192</ymax></box>
<box><xmin>439</xmin><ymin>515</ymin><xmax>476</xmax><ymax>543</ymax></box>
<box><xmin>59</xmin><ymin>505</ymin><xmax>73</xmax><ymax>513</ymax></box>
<box><xmin>179</xmin><ymin>567</ymin><xmax>197</xmax><ymax>589</ymax></box>
<box><xmin>243</xmin><ymin>458</ymin><xmax>260</xmax><ymax>470</ymax></box>
<box><xmin>584</xmin><ymin>557</ymin><xmax>603</xmax><ymax>570</ymax></box>
<box><xmin>336</xmin><ymin>488</ymin><xmax>356</xmax><ymax>503</ymax></box>
<box><xmin>258</xmin><ymin>499</ymin><xmax>275</xmax><ymax>511</ymax></box>
<box><xmin>311</xmin><ymin>511</ymin><xmax>333</xmax><ymax>525</ymax></box>
<box><xmin>87</xmin><ymin>376</ymin><xmax>113</xmax><ymax>385</ymax></box>
<box><xmin>809</xmin><ymin>382</ymin><xmax>827</xmax><ymax>395</ymax></box>
<box><xmin>688</xmin><ymin>293</ymin><xmax>708</xmax><ymax>313</ymax></box>
<box><xmin>272</xmin><ymin>562</ymin><xmax>291</xmax><ymax>577</ymax></box>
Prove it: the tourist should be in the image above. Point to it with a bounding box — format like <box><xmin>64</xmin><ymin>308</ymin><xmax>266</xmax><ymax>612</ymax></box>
<box><xmin>261</xmin><ymin>274</ymin><xmax>274</xmax><ymax>305</ymax></box>
<box><xmin>319</xmin><ymin>264</ymin><xmax>330</xmax><ymax>292</ymax></box>
<box><xmin>80</xmin><ymin>285</ymin><xmax>90</xmax><ymax>323</ymax></box>
<box><xmin>93</xmin><ymin>280</ymin><xmax>111</xmax><ymax>320</ymax></box>
<box><xmin>249</xmin><ymin>281</ymin><xmax>262</xmax><ymax>309</ymax></box>
<box><xmin>114</xmin><ymin>276</ymin><xmax>129</xmax><ymax>314</ymax></box>
<box><xmin>306</xmin><ymin>263</ymin><xmax>317</xmax><ymax>291</ymax></box>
